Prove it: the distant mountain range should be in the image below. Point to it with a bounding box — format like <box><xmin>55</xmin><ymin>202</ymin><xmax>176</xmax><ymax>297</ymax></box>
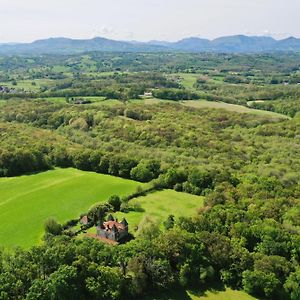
<box><xmin>0</xmin><ymin>35</ymin><xmax>300</xmax><ymax>54</ymax></box>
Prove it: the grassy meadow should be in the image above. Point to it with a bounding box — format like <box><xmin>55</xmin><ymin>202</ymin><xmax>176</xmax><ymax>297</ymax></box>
<box><xmin>182</xmin><ymin>100</ymin><xmax>290</xmax><ymax>118</ymax></box>
<box><xmin>114</xmin><ymin>189</ymin><xmax>204</xmax><ymax>232</ymax></box>
<box><xmin>187</xmin><ymin>288</ymin><xmax>257</xmax><ymax>300</ymax></box>
<box><xmin>0</xmin><ymin>79</ymin><xmax>55</xmax><ymax>92</ymax></box>
<box><xmin>0</xmin><ymin>168</ymin><xmax>142</xmax><ymax>248</ymax></box>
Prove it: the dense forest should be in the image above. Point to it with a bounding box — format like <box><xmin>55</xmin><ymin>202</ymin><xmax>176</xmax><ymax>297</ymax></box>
<box><xmin>0</xmin><ymin>52</ymin><xmax>299</xmax><ymax>299</ymax></box>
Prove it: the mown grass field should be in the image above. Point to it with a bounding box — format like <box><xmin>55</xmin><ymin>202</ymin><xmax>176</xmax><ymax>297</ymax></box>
<box><xmin>0</xmin><ymin>168</ymin><xmax>142</xmax><ymax>248</ymax></box>
<box><xmin>114</xmin><ymin>190</ymin><xmax>204</xmax><ymax>232</ymax></box>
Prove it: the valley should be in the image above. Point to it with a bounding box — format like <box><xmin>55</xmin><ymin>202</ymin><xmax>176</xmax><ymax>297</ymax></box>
<box><xmin>0</xmin><ymin>52</ymin><xmax>299</xmax><ymax>300</ymax></box>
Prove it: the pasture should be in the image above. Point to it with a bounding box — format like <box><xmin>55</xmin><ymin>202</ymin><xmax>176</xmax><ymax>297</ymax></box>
<box><xmin>0</xmin><ymin>168</ymin><xmax>142</xmax><ymax>248</ymax></box>
<box><xmin>0</xmin><ymin>79</ymin><xmax>55</xmax><ymax>92</ymax></box>
<box><xmin>114</xmin><ymin>189</ymin><xmax>204</xmax><ymax>232</ymax></box>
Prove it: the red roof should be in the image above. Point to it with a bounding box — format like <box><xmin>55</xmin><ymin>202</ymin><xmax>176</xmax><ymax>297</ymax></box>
<box><xmin>103</xmin><ymin>221</ymin><xmax>125</xmax><ymax>231</ymax></box>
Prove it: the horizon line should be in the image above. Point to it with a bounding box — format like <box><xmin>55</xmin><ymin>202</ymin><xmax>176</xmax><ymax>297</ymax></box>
<box><xmin>0</xmin><ymin>34</ymin><xmax>298</xmax><ymax>45</ymax></box>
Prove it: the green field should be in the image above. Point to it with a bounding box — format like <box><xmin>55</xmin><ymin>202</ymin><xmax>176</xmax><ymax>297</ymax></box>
<box><xmin>130</xmin><ymin>97</ymin><xmax>289</xmax><ymax>119</ymax></box>
<box><xmin>176</xmin><ymin>73</ymin><xmax>200</xmax><ymax>89</ymax></box>
<box><xmin>40</xmin><ymin>95</ymin><xmax>107</xmax><ymax>104</ymax></box>
<box><xmin>0</xmin><ymin>79</ymin><xmax>55</xmax><ymax>92</ymax></box>
<box><xmin>188</xmin><ymin>288</ymin><xmax>257</xmax><ymax>300</ymax></box>
<box><xmin>0</xmin><ymin>168</ymin><xmax>142</xmax><ymax>248</ymax></box>
<box><xmin>182</xmin><ymin>100</ymin><xmax>290</xmax><ymax>119</ymax></box>
<box><xmin>114</xmin><ymin>190</ymin><xmax>204</xmax><ymax>232</ymax></box>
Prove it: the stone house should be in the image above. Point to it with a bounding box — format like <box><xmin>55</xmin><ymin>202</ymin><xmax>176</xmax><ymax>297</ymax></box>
<box><xmin>97</xmin><ymin>215</ymin><xmax>128</xmax><ymax>242</ymax></box>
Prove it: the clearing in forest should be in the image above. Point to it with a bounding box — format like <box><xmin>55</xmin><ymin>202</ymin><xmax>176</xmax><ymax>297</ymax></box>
<box><xmin>114</xmin><ymin>189</ymin><xmax>204</xmax><ymax>232</ymax></box>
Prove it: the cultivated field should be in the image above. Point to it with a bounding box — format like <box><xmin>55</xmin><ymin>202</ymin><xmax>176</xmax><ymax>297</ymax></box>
<box><xmin>0</xmin><ymin>168</ymin><xmax>142</xmax><ymax>248</ymax></box>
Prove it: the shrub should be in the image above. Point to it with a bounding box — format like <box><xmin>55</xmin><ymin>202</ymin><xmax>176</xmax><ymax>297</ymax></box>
<box><xmin>44</xmin><ymin>218</ymin><xmax>62</xmax><ymax>235</ymax></box>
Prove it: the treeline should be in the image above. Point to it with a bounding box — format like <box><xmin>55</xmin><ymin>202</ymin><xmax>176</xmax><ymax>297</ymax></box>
<box><xmin>194</xmin><ymin>77</ymin><xmax>300</xmax><ymax>112</ymax></box>
<box><xmin>0</xmin><ymin>72</ymin><xmax>180</xmax><ymax>101</ymax></box>
<box><xmin>2</xmin><ymin>52</ymin><xmax>300</xmax><ymax>75</ymax></box>
<box><xmin>0</xmin><ymin>143</ymin><xmax>239</xmax><ymax>198</ymax></box>
<box><xmin>0</xmin><ymin>143</ymin><xmax>161</xmax><ymax>182</ymax></box>
<box><xmin>152</xmin><ymin>88</ymin><xmax>199</xmax><ymax>101</ymax></box>
<box><xmin>251</xmin><ymin>100</ymin><xmax>300</xmax><ymax>118</ymax></box>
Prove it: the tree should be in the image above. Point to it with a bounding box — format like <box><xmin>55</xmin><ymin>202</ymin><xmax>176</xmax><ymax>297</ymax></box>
<box><xmin>136</xmin><ymin>216</ymin><xmax>160</xmax><ymax>240</ymax></box>
<box><xmin>284</xmin><ymin>267</ymin><xmax>300</xmax><ymax>300</ymax></box>
<box><xmin>127</xmin><ymin>256</ymin><xmax>148</xmax><ymax>296</ymax></box>
<box><xmin>130</xmin><ymin>164</ymin><xmax>154</xmax><ymax>182</ymax></box>
<box><xmin>162</xmin><ymin>168</ymin><xmax>187</xmax><ymax>188</ymax></box>
<box><xmin>187</xmin><ymin>169</ymin><xmax>213</xmax><ymax>190</ymax></box>
<box><xmin>87</xmin><ymin>203</ymin><xmax>112</xmax><ymax>225</ymax></box>
<box><xmin>85</xmin><ymin>266</ymin><xmax>122</xmax><ymax>300</ymax></box>
<box><xmin>44</xmin><ymin>218</ymin><xmax>62</xmax><ymax>236</ymax></box>
<box><xmin>130</xmin><ymin>160</ymin><xmax>160</xmax><ymax>182</ymax></box>
<box><xmin>242</xmin><ymin>270</ymin><xmax>280</xmax><ymax>298</ymax></box>
<box><xmin>26</xmin><ymin>265</ymin><xmax>78</xmax><ymax>300</ymax></box>
<box><xmin>163</xmin><ymin>215</ymin><xmax>175</xmax><ymax>230</ymax></box>
<box><xmin>108</xmin><ymin>195</ymin><xmax>121</xmax><ymax>212</ymax></box>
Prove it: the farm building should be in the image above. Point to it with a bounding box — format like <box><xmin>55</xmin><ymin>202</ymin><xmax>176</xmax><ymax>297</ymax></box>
<box><xmin>80</xmin><ymin>215</ymin><xmax>89</xmax><ymax>225</ymax></box>
<box><xmin>143</xmin><ymin>91</ymin><xmax>153</xmax><ymax>97</ymax></box>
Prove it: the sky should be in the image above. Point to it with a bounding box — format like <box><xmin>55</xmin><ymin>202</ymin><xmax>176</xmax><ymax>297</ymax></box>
<box><xmin>0</xmin><ymin>0</ymin><xmax>299</xmax><ymax>43</ymax></box>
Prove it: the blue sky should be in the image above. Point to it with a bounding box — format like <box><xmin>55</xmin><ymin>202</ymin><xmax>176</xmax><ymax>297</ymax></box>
<box><xmin>0</xmin><ymin>0</ymin><xmax>299</xmax><ymax>42</ymax></box>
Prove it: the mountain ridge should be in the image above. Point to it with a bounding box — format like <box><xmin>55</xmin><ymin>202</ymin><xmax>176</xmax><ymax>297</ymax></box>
<box><xmin>0</xmin><ymin>35</ymin><xmax>300</xmax><ymax>54</ymax></box>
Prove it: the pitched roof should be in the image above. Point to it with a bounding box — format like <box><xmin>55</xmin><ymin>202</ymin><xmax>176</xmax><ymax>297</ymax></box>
<box><xmin>103</xmin><ymin>221</ymin><xmax>125</xmax><ymax>231</ymax></box>
<box><xmin>121</xmin><ymin>218</ymin><xmax>128</xmax><ymax>226</ymax></box>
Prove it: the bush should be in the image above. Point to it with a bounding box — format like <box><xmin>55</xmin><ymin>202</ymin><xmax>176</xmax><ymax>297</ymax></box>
<box><xmin>44</xmin><ymin>218</ymin><xmax>62</xmax><ymax>235</ymax></box>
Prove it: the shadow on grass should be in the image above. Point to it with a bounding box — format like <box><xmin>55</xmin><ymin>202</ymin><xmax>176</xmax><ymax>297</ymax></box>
<box><xmin>146</xmin><ymin>283</ymin><xmax>227</xmax><ymax>300</ymax></box>
<box><xmin>145</xmin><ymin>288</ymin><xmax>192</xmax><ymax>300</ymax></box>
<box><xmin>188</xmin><ymin>282</ymin><xmax>226</xmax><ymax>298</ymax></box>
